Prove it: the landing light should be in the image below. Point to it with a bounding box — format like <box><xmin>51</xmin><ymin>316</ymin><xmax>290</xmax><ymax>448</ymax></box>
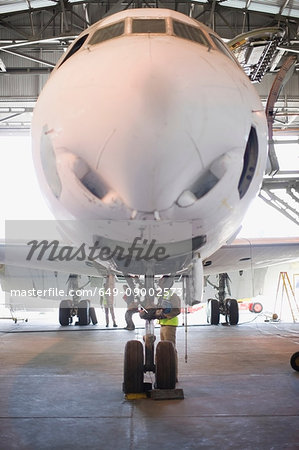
<box><xmin>177</xmin><ymin>190</ymin><xmax>197</xmax><ymax>207</ymax></box>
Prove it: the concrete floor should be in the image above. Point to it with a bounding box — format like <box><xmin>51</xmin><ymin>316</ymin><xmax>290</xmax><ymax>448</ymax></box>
<box><xmin>0</xmin><ymin>318</ymin><xmax>299</xmax><ymax>450</ymax></box>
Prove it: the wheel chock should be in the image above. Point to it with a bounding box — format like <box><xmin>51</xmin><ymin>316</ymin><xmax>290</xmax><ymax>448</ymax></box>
<box><xmin>150</xmin><ymin>388</ymin><xmax>184</xmax><ymax>400</ymax></box>
<box><xmin>125</xmin><ymin>393</ymin><xmax>148</xmax><ymax>400</ymax></box>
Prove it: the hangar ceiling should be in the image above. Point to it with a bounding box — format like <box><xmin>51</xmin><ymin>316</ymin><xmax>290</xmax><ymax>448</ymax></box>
<box><xmin>0</xmin><ymin>0</ymin><xmax>298</xmax><ymax>225</ymax></box>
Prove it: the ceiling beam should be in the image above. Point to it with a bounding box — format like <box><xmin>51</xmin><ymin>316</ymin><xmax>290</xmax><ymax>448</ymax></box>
<box><xmin>0</xmin><ymin>47</ymin><xmax>56</xmax><ymax>67</ymax></box>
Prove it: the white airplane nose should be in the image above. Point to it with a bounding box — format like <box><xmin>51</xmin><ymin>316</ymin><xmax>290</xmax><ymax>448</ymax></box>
<box><xmin>91</xmin><ymin>76</ymin><xmax>249</xmax><ymax>213</ymax></box>
<box><xmin>96</xmin><ymin>121</ymin><xmax>204</xmax><ymax>213</ymax></box>
<box><xmin>33</xmin><ymin>32</ymin><xmax>261</xmax><ymax>219</ymax></box>
<box><xmin>80</xmin><ymin>60</ymin><xmax>205</xmax><ymax>212</ymax></box>
<box><xmin>83</xmin><ymin>39</ymin><xmax>255</xmax><ymax>213</ymax></box>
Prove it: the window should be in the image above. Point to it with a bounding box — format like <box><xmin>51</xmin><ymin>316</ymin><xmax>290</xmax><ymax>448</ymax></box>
<box><xmin>132</xmin><ymin>19</ymin><xmax>166</xmax><ymax>34</ymax></box>
<box><xmin>238</xmin><ymin>127</ymin><xmax>259</xmax><ymax>199</ymax></box>
<box><xmin>209</xmin><ymin>34</ymin><xmax>237</xmax><ymax>63</ymax></box>
<box><xmin>173</xmin><ymin>20</ymin><xmax>209</xmax><ymax>47</ymax></box>
<box><xmin>88</xmin><ymin>21</ymin><xmax>125</xmax><ymax>45</ymax></box>
<box><xmin>59</xmin><ymin>34</ymin><xmax>88</xmax><ymax>67</ymax></box>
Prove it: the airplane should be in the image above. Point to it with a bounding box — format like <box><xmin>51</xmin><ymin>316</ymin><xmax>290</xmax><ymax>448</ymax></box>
<box><xmin>0</xmin><ymin>8</ymin><xmax>299</xmax><ymax>390</ymax></box>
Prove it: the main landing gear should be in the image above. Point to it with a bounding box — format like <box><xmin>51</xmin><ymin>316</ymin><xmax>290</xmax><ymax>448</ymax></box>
<box><xmin>207</xmin><ymin>297</ymin><xmax>239</xmax><ymax>325</ymax></box>
<box><xmin>207</xmin><ymin>273</ymin><xmax>239</xmax><ymax>326</ymax></box>
<box><xmin>59</xmin><ymin>299</ymin><xmax>98</xmax><ymax>326</ymax></box>
<box><xmin>58</xmin><ymin>274</ymin><xmax>98</xmax><ymax>326</ymax></box>
<box><xmin>123</xmin><ymin>314</ymin><xmax>178</xmax><ymax>396</ymax></box>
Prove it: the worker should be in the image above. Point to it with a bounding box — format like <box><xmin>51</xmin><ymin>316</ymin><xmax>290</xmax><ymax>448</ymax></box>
<box><xmin>154</xmin><ymin>276</ymin><xmax>181</xmax><ymax>381</ymax></box>
<box><xmin>101</xmin><ymin>275</ymin><xmax>117</xmax><ymax>328</ymax></box>
<box><xmin>123</xmin><ymin>285</ymin><xmax>139</xmax><ymax>330</ymax></box>
<box><xmin>154</xmin><ymin>276</ymin><xmax>181</xmax><ymax>346</ymax></box>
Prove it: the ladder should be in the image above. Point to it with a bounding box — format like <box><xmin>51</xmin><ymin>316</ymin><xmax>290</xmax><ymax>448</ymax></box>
<box><xmin>274</xmin><ymin>272</ymin><xmax>299</xmax><ymax>323</ymax></box>
<box><xmin>250</xmin><ymin>36</ymin><xmax>283</xmax><ymax>82</ymax></box>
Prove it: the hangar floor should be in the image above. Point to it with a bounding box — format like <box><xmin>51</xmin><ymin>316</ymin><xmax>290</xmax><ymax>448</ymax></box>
<box><xmin>0</xmin><ymin>318</ymin><xmax>298</xmax><ymax>449</ymax></box>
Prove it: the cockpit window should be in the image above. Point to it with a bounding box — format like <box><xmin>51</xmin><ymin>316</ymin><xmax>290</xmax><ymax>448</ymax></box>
<box><xmin>209</xmin><ymin>34</ymin><xmax>237</xmax><ymax>63</ymax></box>
<box><xmin>88</xmin><ymin>21</ymin><xmax>125</xmax><ymax>45</ymax></box>
<box><xmin>59</xmin><ymin>34</ymin><xmax>88</xmax><ymax>67</ymax></box>
<box><xmin>173</xmin><ymin>20</ymin><xmax>209</xmax><ymax>47</ymax></box>
<box><xmin>132</xmin><ymin>19</ymin><xmax>166</xmax><ymax>34</ymax></box>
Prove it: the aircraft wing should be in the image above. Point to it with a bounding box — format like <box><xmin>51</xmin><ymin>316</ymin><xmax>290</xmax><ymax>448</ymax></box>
<box><xmin>203</xmin><ymin>237</ymin><xmax>299</xmax><ymax>275</ymax></box>
<box><xmin>0</xmin><ymin>240</ymin><xmax>109</xmax><ymax>301</ymax></box>
<box><xmin>0</xmin><ymin>240</ymin><xmax>108</xmax><ymax>277</ymax></box>
<box><xmin>1</xmin><ymin>238</ymin><xmax>299</xmax><ymax>279</ymax></box>
<box><xmin>0</xmin><ymin>238</ymin><xmax>298</xmax><ymax>300</ymax></box>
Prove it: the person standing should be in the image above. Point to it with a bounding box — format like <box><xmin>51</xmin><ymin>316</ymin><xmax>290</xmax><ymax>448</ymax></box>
<box><xmin>155</xmin><ymin>292</ymin><xmax>181</xmax><ymax>346</ymax></box>
<box><xmin>123</xmin><ymin>285</ymin><xmax>138</xmax><ymax>330</ymax></box>
<box><xmin>101</xmin><ymin>274</ymin><xmax>117</xmax><ymax>328</ymax></box>
<box><xmin>155</xmin><ymin>276</ymin><xmax>181</xmax><ymax>380</ymax></box>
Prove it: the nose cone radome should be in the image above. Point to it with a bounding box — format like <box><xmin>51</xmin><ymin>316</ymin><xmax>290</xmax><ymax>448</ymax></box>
<box><xmin>96</xmin><ymin>121</ymin><xmax>204</xmax><ymax>212</ymax></box>
<box><xmin>33</xmin><ymin>35</ymin><xmax>257</xmax><ymax>215</ymax></box>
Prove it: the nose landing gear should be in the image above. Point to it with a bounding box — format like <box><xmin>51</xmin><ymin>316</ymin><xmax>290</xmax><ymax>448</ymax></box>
<box><xmin>123</xmin><ymin>315</ymin><xmax>182</xmax><ymax>399</ymax></box>
<box><xmin>155</xmin><ymin>340</ymin><xmax>176</xmax><ymax>390</ymax></box>
<box><xmin>123</xmin><ymin>340</ymin><xmax>145</xmax><ymax>394</ymax></box>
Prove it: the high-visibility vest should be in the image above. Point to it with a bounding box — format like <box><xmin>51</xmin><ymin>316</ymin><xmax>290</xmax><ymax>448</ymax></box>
<box><xmin>159</xmin><ymin>316</ymin><xmax>179</xmax><ymax>326</ymax></box>
<box><xmin>159</xmin><ymin>294</ymin><xmax>179</xmax><ymax>326</ymax></box>
<box><xmin>102</xmin><ymin>295</ymin><xmax>112</xmax><ymax>307</ymax></box>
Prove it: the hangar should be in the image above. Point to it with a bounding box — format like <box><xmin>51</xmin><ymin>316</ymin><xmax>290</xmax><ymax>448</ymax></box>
<box><xmin>0</xmin><ymin>1</ymin><xmax>299</xmax><ymax>449</ymax></box>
